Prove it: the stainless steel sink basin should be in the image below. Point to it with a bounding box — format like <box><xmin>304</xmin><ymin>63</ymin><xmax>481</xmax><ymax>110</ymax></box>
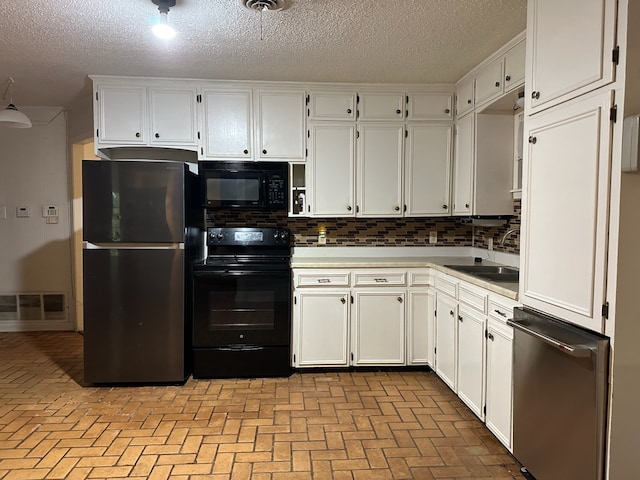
<box><xmin>444</xmin><ymin>264</ymin><xmax>520</xmax><ymax>282</ymax></box>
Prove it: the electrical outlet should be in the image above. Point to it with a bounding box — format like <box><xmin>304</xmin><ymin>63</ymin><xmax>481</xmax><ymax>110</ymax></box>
<box><xmin>318</xmin><ymin>232</ymin><xmax>327</xmax><ymax>245</ymax></box>
<box><xmin>429</xmin><ymin>231</ymin><xmax>438</xmax><ymax>244</ymax></box>
<box><xmin>488</xmin><ymin>238</ymin><xmax>494</xmax><ymax>251</ymax></box>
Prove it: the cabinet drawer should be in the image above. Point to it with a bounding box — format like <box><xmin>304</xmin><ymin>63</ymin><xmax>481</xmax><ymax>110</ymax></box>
<box><xmin>458</xmin><ymin>283</ymin><xmax>487</xmax><ymax>313</ymax></box>
<box><xmin>434</xmin><ymin>274</ymin><xmax>457</xmax><ymax>298</ymax></box>
<box><xmin>352</xmin><ymin>271</ymin><xmax>406</xmax><ymax>287</ymax></box>
<box><xmin>408</xmin><ymin>270</ymin><xmax>431</xmax><ymax>287</ymax></box>
<box><xmin>296</xmin><ymin>272</ymin><xmax>350</xmax><ymax>287</ymax></box>
<box><xmin>488</xmin><ymin>296</ymin><xmax>518</xmax><ymax>323</ymax></box>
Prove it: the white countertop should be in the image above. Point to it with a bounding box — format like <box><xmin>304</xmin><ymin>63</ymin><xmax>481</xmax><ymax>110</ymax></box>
<box><xmin>291</xmin><ymin>247</ymin><xmax>519</xmax><ymax>300</ymax></box>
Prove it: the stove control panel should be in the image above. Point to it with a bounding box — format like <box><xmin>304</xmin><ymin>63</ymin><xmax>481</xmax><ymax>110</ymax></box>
<box><xmin>207</xmin><ymin>227</ymin><xmax>290</xmax><ymax>246</ymax></box>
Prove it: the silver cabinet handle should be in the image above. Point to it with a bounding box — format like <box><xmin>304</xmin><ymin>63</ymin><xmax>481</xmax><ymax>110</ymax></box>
<box><xmin>397</xmin><ymin>297</ymin><xmax>403</xmax><ymax>303</ymax></box>
<box><xmin>449</xmin><ymin>310</ymin><xmax>454</xmax><ymax>316</ymax></box>
<box><xmin>458</xmin><ymin>315</ymin><xmax>463</xmax><ymax>322</ymax></box>
<box><xmin>374</xmin><ymin>278</ymin><xmax>389</xmax><ymax>283</ymax></box>
<box><xmin>494</xmin><ymin>309</ymin><xmax>507</xmax><ymax>318</ymax></box>
<box><xmin>317</xmin><ymin>278</ymin><xmax>331</xmax><ymax>284</ymax></box>
<box><xmin>341</xmin><ymin>297</ymin><xmax>346</xmax><ymax>304</ymax></box>
<box><xmin>488</xmin><ymin>333</ymin><xmax>495</xmax><ymax>341</ymax></box>
<box><xmin>531</xmin><ymin>91</ymin><xmax>541</xmax><ymax>100</ymax></box>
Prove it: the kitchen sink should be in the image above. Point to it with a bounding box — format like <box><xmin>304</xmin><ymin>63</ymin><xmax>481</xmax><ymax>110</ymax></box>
<box><xmin>444</xmin><ymin>264</ymin><xmax>520</xmax><ymax>283</ymax></box>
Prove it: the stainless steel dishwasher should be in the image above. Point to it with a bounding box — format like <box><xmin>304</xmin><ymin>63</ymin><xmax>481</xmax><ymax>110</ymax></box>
<box><xmin>508</xmin><ymin>307</ymin><xmax>610</xmax><ymax>480</ymax></box>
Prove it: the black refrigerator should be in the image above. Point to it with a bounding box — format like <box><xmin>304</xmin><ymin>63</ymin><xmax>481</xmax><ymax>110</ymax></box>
<box><xmin>82</xmin><ymin>160</ymin><xmax>203</xmax><ymax>384</ymax></box>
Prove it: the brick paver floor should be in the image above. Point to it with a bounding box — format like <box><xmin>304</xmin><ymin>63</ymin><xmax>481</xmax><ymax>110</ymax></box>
<box><xmin>0</xmin><ymin>332</ymin><xmax>523</xmax><ymax>479</ymax></box>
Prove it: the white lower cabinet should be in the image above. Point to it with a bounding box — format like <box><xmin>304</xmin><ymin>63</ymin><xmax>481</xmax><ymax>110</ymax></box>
<box><xmin>293</xmin><ymin>268</ymin><xmax>431</xmax><ymax>368</ymax></box>
<box><xmin>352</xmin><ymin>290</ymin><xmax>406</xmax><ymax>365</ymax></box>
<box><xmin>435</xmin><ymin>292</ymin><xmax>458</xmax><ymax>390</ymax></box>
<box><xmin>485</xmin><ymin>316</ymin><xmax>514</xmax><ymax>451</ymax></box>
<box><xmin>457</xmin><ymin>304</ymin><xmax>486</xmax><ymax>420</ymax></box>
<box><xmin>295</xmin><ymin>290</ymin><xmax>350</xmax><ymax>367</ymax></box>
<box><xmin>434</xmin><ymin>271</ymin><xmax>517</xmax><ymax>451</ymax></box>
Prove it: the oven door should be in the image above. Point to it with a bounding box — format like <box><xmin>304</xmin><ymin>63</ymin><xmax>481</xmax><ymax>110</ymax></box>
<box><xmin>192</xmin><ymin>267</ymin><xmax>291</xmax><ymax>347</ymax></box>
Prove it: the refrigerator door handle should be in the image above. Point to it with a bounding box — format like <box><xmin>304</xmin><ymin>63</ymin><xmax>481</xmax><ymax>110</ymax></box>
<box><xmin>508</xmin><ymin>320</ymin><xmax>593</xmax><ymax>357</ymax></box>
<box><xmin>83</xmin><ymin>242</ymin><xmax>185</xmax><ymax>250</ymax></box>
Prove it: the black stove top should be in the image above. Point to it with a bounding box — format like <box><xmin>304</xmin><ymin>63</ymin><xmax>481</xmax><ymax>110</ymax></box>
<box><xmin>201</xmin><ymin>227</ymin><xmax>291</xmax><ymax>269</ymax></box>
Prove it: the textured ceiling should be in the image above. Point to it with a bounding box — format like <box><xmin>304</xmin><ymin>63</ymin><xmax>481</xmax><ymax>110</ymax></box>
<box><xmin>0</xmin><ymin>0</ymin><xmax>526</xmax><ymax>108</ymax></box>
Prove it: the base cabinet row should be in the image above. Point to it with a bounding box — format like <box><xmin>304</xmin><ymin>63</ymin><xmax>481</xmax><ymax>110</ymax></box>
<box><xmin>292</xmin><ymin>269</ymin><xmax>433</xmax><ymax>368</ymax></box>
<box><xmin>434</xmin><ymin>273</ymin><xmax>517</xmax><ymax>452</ymax></box>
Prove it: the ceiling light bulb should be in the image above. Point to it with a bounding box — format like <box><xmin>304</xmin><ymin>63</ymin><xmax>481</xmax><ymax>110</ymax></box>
<box><xmin>152</xmin><ymin>12</ymin><xmax>176</xmax><ymax>39</ymax></box>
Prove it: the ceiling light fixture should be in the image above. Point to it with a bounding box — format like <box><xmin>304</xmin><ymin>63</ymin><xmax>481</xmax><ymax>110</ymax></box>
<box><xmin>0</xmin><ymin>77</ymin><xmax>32</xmax><ymax>128</ymax></box>
<box><xmin>151</xmin><ymin>0</ymin><xmax>177</xmax><ymax>40</ymax></box>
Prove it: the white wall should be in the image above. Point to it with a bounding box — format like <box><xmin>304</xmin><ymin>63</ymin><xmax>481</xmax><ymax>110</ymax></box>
<box><xmin>0</xmin><ymin>110</ymin><xmax>73</xmax><ymax>331</ymax></box>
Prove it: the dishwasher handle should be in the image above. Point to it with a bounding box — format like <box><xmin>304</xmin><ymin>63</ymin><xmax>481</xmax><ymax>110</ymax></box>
<box><xmin>507</xmin><ymin>320</ymin><xmax>593</xmax><ymax>357</ymax></box>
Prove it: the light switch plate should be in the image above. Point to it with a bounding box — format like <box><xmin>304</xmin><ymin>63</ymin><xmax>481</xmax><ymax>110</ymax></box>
<box><xmin>42</xmin><ymin>205</ymin><xmax>59</xmax><ymax>217</ymax></box>
<box><xmin>488</xmin><ymin>238</ymin><xmax>494</xmax><ymax>251</ymax></box>
<box><xmin>318</xmin><ymin>232</ymin><xmax>327</xmax><ymax>245</ymax></box>
<box><xmin>429</xmin><ymin>231</ymin><xmax>437</xmax><ymax>244</ymax></box>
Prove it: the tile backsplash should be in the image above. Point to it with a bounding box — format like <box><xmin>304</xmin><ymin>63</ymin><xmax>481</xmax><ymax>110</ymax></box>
<box><xmin>473</xmin><ymin>199</ymin><xmax>521</xmax><ymax>254</ymax></box>
<box><xmin>206</xmin><ymin>200</ymin><xmax>520</xmax><ymax>252</ymax></box>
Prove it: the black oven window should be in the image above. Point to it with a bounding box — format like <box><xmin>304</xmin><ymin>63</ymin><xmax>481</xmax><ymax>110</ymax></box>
<box><xmin>206</xmin><ymin>178</ymin><xmax>260</xmax><ymax>202</ymax></box>
<box><xmin>208</xmin><ymin>290</ymin><xmax>275</xmax><ymax>330</ymax></box>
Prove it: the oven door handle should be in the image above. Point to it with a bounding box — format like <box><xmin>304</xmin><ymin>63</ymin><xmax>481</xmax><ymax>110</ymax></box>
<box><xmin>193</xmin><ymin>270</ymin><xmax>289</xmax><ymax>278</ymax></box>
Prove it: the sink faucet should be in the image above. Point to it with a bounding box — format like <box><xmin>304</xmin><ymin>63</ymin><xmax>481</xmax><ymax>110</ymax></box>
<box><xmin>500</xmin><ymin>228</ymin><xmax>520</xmax><ymax>246</ymax></box>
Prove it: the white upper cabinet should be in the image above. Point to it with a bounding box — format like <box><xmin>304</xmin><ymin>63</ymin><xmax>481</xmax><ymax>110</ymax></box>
<box><xmin>308</xmin><ymin>123</ymin><xmax>356</xmax><ymax>217</ymax></box>
<box><xmin>96</xmin><ymin>85</ymin><xmax>147</xmax><ymax>145</ymax></box>
<box><xmin>521</xmin><ymin>89</ymin><xmax>613</xmax><ymax>333</ymax></box>
<box><xmin>405</xmin><ymin>124</ymin><xmax>452</xmax><ymax>216</ymax></box>
<box><xmin>357</xmin><ymin>123</ymin><xmax>404</xmax><ymax>217</ymax></box>
<box><xmin>456</xmin><ymin>77</ymin><xmax>475</xmax><ymax>118</ymax></box>
<box><xmin>201</xmin><ymin>89</ymin><xmax>253</xmax><ymax>160</ymax></box>
<box><xmin>503</xmin><ymin>40</ymin><xmax>526</xmax><ymax>93</ymax></box>
<box><xmin>255</xmin><ymin>89</ymin><xmax>306</xmax><ymax>161</ymax></box>
<box><xmin>453</xmin><ymin>113</ymin><xmax>474</xmax><ymax>215</ymax></box>
<box><xmin>475</xmin><ymin>58</ymin><xmax>504</xmax><ymax>109</ymax></box>
<box><xmin>95</xmin><ymin>83</ymin><xmax>198</xmax><ymax>151</ymax></box>
<box><xmin>359</xmin><ymin>92</ymin><xmax>406</xmax><ymax>121</ymax></box>
<box><xmin>149</xmin><ymin>87</ymin><xmax>198</xmax><ymax>146</ymax></box>
<box><xmin>308</xmin><ymin>91</ymin><xmax>357</xmax><ymax>121</ymax></box>
<box><xmin>406</xmin><ymin>92</ymin><xmax>453</xmax><ymax>121</ymax></box>
<box><xmin>526</xmin><ymin>0</ymin><xmax>617</xmax><ymax>114</ymax></box>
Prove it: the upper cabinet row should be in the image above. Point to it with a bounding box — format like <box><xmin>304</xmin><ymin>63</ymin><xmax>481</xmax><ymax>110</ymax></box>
<box><xmin>456</xmin><ymin>38</ymin><xmax>526</xmax><ymax>118</ymax></box>
<box><xmin>93</xmin><ymin>83</ymin><xmax>306</xmax><ymax>162</ymax></box>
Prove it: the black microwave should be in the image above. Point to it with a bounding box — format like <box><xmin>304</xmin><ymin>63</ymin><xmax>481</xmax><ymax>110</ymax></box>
<box><xmin>199</xmin><ymin>161</ymin><xmax>288</xmax><ymax>210</ymax></box>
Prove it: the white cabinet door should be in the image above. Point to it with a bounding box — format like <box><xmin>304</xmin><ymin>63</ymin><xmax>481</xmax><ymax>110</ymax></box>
<box><xmin>475</xmin><ymin>58</ymin><xmax>504</xmax><ymax>108</ymax></box>
<box><xmin>521</xmin><ymin>90</ymin><xmax>612</xmax><ymax>333</ymax></box>
<box><xmin>503</xmin><ymin>40</ymin><xmax>526</xmax><ymax>93</ymax></box>
<box><xmin>435</xmin><ymin>293</ymin><xmax>458</xmax><ymax>391</ymax></box>
<box><xmin>456</xmin><ymin>77</ymin><xmax>474</xmax><ymax>118</ymax></box>
<box><xmin>149</xmin><ymin>87</ymin><xmax>197</xmax><ymax>146</ymax></box>
<box><xmin>457</xmin><ymin>305</ymin><xmax>486</xmax><ymax>420</ymax></box>
<box><xmin>295</xmin><ymin>290</ymin><xmax>350</xmax><ymax>367</ymax></box>
<box><xmin>357</xmin><ymin>124</ymin><xmax>404</xmax><ymax>217</ymax></box>
<box><xmin>485</xmin><ymin>317</ymin><xmax>513</xmax><ymax>451</ymax></box>
<box><xmin>452</xmin><ymin>114</ymin><xmax>474</xmax><ymax>215</ymax></box>
<box><xmin>352</xmin><ymin>290</ymin><xmax>406</xmax><ymax>365</ymax></box>
<box><xmin>405</xmin><ymin>124</ymin><xmax>452</xmax><ymax>216</ymax></box>
<box><xmin>359</xmin><ymin>93</ymin><xmax>405</xmax><ymax>121</ymax></box>
<box><xmin>308</xmin><ymin>123</ymin><xmax>356</xmax><ymax>217</ymax></box>
<box><xmin>201</xmin><ymin>89</ymin><xmax>253</xmax><ymax>159</ymax></box>
<box><xmin>308</xmin><ymin>91</ymin><xmax>357</xmax><ymax>121</ymax></box>
<box><xmin>256</xmin><ymin>90</ymin><xmax>306</xmax><ymax>161</ymax></box>
<box><xmin>97</xmin><ymin>85</ymin><xmax>146</xmax><ymax>144</ymax></box>
<box><xmin>407</xmin><ymin>289</ymin><xmax>430</xmax><ymax>365</ymax></box>
<box><xmin>526</xmin><ymin>0</ymin><xmax>617</xmax><ymax>113</ymax></box>
<box><xmin>406</xmin><ymin>92</ymin><xmax>453</xmax><ymax>121</ymax></box>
